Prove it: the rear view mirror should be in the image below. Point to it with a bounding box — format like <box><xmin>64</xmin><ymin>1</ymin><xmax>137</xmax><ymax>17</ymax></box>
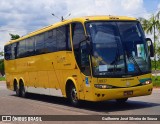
<box><xmin>146</xmin><ymin>38</ymin><xmax>154</xmax><ymax>57</ymax></box>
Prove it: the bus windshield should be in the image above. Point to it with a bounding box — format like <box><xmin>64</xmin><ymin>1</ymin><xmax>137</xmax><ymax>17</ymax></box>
<box><xmin>86</xmin><ymin>21</ymin><xmax>150</xmax><ymax>77</ymax></box>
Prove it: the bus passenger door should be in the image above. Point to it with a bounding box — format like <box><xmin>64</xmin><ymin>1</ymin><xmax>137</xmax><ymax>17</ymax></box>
<box><xmin>71</xmin><ymin>22</ymin><xmax>92</xmax><ymax>100</ymax></box>
<box><xmin>79</xmin><ymin>41</ymin><xmax>92</xmax><ymax>100</ymax></box>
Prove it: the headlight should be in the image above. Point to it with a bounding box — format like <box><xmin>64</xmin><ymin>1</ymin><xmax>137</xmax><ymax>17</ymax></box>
<box><xmin>144</xmin><ymin>80</ymin><xmax>152</xmax><ymax>85</ymax></box>
<box><xmin>94</xmin><ymin>84</ymin><xmax>112</xmax><ymax>89</ymax></box>
<box><xmin>139</xmin><ymin>78</ymin><xmax>152</xmax><ymax>85</ymax></box>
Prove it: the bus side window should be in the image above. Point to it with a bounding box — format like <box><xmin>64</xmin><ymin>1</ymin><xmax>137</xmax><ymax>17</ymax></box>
<box><xmin>35</xmin><ymin>33</ymin><xmax>45</xmax><ymax>55</ymax></box>
<box><xmin>66</xmin><ymin>24</ymin><xmax>71</xmax><ymax>51</ymax></box>
<box><xmin>4</xmin><ymin>45</ymin><xmax>11</xmax><ymax>60</ymax></box>
<box><xmin>57</xmin><ymin>26</ymin><xmax>66</xmax><ymax>50</ymax></box>
<box><xmin>45</xmin><ymin>29</ymin><xmax>57</xmax><ymax>52</ymax></box>
<box><xmin>26</xmin><ymin>37</ymin><xmax>35</xmax><ymax>56</ymax></box>
<box><xmin>11</xmin><ymin>43</ymin><xmax>18</xmax><ymax>59</ymax></box>
<box><xmin>17</xmin><ymin>40</ymin><xmax>26</xmax><ymax>58</ymax></box>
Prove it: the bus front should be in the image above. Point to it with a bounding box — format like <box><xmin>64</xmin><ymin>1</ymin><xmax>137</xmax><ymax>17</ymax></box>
<box><xmin>80</xmin><ymin>18</ymin><xmax>154</xmax><ymax>102</ymax></box>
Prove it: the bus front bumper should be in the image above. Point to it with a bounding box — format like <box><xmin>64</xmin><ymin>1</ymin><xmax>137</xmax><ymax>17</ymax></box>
<box><xmin>89</xmin><ymin>84</ymin><xmax>153</xmax><ymax>102</ymax></box>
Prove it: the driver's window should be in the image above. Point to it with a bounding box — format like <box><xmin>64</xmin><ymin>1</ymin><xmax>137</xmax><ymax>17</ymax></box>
<box><xmin>72</xmin><ymin>22</ymin><xmax>91</xmax><ymax>75</ymax></box>
<box><xmin>72</xmin><ymin>23</ymin><xmax>85</xmax><ymax>49</ymax></box>
<box><xmin>80</xmin><ymin>42</ymin><xmax>90</xmax><ymax>75</ymax></box>
<box><xmin>72</xmin><ymin>22</ymin><xmax>85</xmax><ymax>67</ymax></box>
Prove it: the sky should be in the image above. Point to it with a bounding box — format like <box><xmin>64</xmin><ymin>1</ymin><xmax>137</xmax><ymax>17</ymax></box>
<box><xmin>0</xmin><ymin>0</ymin><xmax>160</xmax><ymax>51</ymax></box>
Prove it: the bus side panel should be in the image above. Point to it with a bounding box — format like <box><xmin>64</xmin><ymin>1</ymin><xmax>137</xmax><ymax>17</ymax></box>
<box><xmin>52</xmin><ymin>51</ymin><xmax>86</xmax><ymax>99</ymax></box>
<box><xmin>47</xmin><ymin>71</ymin><xmax>59</xmax><ymax>89</ymax></box>
<box><xmin>41</xmin><ymin>53</ymin><xmax>60</xmax><ymax>89</ymax></box>
<box><xmin>5</xmin><ymin>60</ymin><xmax>16</xmax><ymax>90</ymax></box>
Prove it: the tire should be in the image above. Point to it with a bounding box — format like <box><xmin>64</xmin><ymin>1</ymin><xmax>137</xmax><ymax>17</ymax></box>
<box><xmin>20</xmin><ymin>85</ymin><xmax>27</xmax><ymax>98</ymax></box>
<box><xmin>68</xmin><ymin>84</ymin><xmax>79</xmax><ymax>107</ymax></box>
<box><xmin>15</xmin><ymin>84</ymin><xmax>20</xmax><ymax>97</ymax></box>
<box><xmin>116</xmin><ymin>98</ymin><xmax>128</xmax><ymax>103</ymax></box>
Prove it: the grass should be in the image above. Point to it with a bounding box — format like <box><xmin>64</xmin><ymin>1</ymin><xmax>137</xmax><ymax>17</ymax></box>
<box><xmin>152</xmin><ymin>76</ymin><xmax>160</xmax><ymax>87</ymax></box>
<box><xmin>0</xmin><ymin>76</ymin><xmax>5</xmax><ymax>81</ymax></box>
<box><xmin>151</xmin><ymin>61</ymin><xmax>160</xmax><ymax>71</ymax></box>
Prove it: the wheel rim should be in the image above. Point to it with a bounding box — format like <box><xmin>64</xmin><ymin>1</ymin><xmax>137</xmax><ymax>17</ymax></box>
<box><xmin>71</xmin><ymin>87</ymin><xmax>78</xmax><ymax>103</ymax></box>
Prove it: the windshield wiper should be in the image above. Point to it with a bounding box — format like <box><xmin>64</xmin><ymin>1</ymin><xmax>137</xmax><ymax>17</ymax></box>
<box><xmin>125</xmin><ymin>47</ymin><xmax>142</xmax><ymax>74</ymax></box>
<box><xmin>128</xmin><ymin>54</ymin><xmax>142</xmax><ymax>73</ymax></box>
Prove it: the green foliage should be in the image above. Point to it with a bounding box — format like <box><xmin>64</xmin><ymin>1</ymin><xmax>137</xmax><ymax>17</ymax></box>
<box><xmin>9</xmin><ymin>33</ymin><xmax>20</xmax><ymax>40</ymax></box>
<box><xmin>139</xmin><ymin>12</ymin><xmax>160</xmax><ymax>35</ymax></box>
<box><xmin>0</xmin><ymin>51</ymin><xmax>3</xmax><ymax>56</ymax></box>
<box><xmin>151</xmin><ymin>61</ymin><xmax>160</xmax><ymax>70</ymax></box>
<box><xmin>0</xmin><ymin>59</ymin><xmax>4</xmax><ymax>76</ymax></box>
<box><xmin>0</xmin><ymin>76</ymin><xmax>5</xmax><ymax>81</ymax></box>
<box><xmin>152</xmin><ymin>76</ymin><xmax>160</xmax><ymax>87</ymax></box>
<box><xmin>139</xmin><ymin>11</ymin><xmax>160</xmax><ymax>70</ymax></box>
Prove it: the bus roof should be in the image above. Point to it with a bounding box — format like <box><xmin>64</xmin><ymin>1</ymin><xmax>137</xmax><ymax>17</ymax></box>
<box><xmin>5</xmin><ymin>15</ymin><xmax>137</xmax><ymax>46</ymax></box>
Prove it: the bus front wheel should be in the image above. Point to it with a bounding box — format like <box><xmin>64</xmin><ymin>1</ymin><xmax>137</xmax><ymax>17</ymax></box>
<box><xmin>68</xmin><ymin>84</ymin><xmax>79</xmax><ymax>107</ymax></box>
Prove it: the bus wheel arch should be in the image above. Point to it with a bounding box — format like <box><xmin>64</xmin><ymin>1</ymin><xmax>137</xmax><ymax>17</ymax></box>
<box><xmin>65</xmin><ymin>79</ymin><xmax>80</xmax><ymax>107</ymax></box>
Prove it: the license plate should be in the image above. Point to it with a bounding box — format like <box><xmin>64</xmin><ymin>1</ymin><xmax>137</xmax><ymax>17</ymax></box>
<box><xmin>124</xmin><ymin>91</ymin><xmax>133</xmax><ymax>96</ymax></box>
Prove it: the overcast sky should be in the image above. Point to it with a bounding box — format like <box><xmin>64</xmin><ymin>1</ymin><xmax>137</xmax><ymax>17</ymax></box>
<box><xmin>0</xmin><ymin>0</ymin><xmax>160</xmax><ymax>51</ymax></box>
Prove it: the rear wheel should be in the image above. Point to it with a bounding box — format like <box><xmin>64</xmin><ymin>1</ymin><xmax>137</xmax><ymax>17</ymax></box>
<box><xmin>15</xmin><ymin>84</ymin><xmax>20</xmax><ymax>97</ymax></box>
<box><xmin>116</xmin><ymin>98</ymin><xmax>128</xmax><ymax>103</ymax></box>
<box><xmin>68</xmin><ymin>84</ymin><xmax>79</xmax><ymax>107</ymax></box>
<box><xmin>19</xmin><ymin>81</ymin><xmax>27</xmax><ymax>98</ymax></box>
<box><xmin>20</xmin><ymin>85</ymin><xmax>27</xmax><ymax>98</ymax></box>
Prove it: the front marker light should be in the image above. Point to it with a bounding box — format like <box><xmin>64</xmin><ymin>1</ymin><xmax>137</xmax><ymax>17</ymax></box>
<box><xmin>95</xmin><ymin>84</ymin><xmax>112</xmax><ymax>89</ymax></box>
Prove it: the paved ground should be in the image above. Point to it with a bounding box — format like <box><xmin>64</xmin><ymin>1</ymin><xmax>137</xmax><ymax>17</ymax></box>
<box><xmin>0</xmin><ymin>81</ymin><xmax>159</xmax><ymax>124</ymax></box>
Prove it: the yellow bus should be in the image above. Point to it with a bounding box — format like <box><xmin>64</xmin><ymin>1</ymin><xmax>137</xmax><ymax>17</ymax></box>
<box><xmin>4</xmin><ymin>16</ymin><xmax>154</xmax><ymax>106</ymax></box>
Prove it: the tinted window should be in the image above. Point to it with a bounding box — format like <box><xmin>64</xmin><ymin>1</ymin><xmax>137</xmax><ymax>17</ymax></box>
<box><xmin>72</xmin><ymin>22</ymin><xmax>85</xmax><ymax>68</ymax></box>
<box><xmin>17</xmin><ymin>40</ymin><xmax>26</xmax><ymax>58</ymax></box>
<box><xmin>26</xmin><ymin>37</ymin><xmax>35</xmax><ymax>56</ymax></box>
<box><xmin>11</xmin><ymin>43</ymin><xmax>17</xmax><ymax>59</ymax></box>
<box><xmin>45</xmin><ymin>29</ymin><xmax>57</xmax><ymax>52</ymax></box>
<box><xmin>66</xmin><ymin>25</ymin><xmax>71</xmax><ymax>50</ymax></box>
<box><xmin>56</xmin><ymin>25</ymin><xmax>71</xmax><ymax>51</ymax></box>
<box><xmin>72</xmin><ymin>23</ymin><xmax>85</xmax><ymax>49</ymax></box>
<box><xmin>57</xmin><ymin>26</ymin><xmax>66</xmax><ymax>50</ymax></box>
<box><xmin>4</xmin><ymin>45</ymin><xmax>11</xmax><ymax>60</ymax></box>
<box><xmin>35</xmin><ymin>33</ymin><xmax>45</xmax><ymax>54</ymax></box>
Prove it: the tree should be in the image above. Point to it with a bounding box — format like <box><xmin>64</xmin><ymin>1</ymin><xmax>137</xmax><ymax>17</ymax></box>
<box><xmin>0</xmin><ymin>59</ymin><xmax>4</xmax><ymax>76</ymax></box>
<box><xmin>9</xmin><ymin>33</ymin><xmax>20</xmax><ymax>40</ymax></box>
<box><xmin>0</xmin><ymin>51</ymin><xmax>4</xmax><ymax>76</ymax></box>
<box><xmin>0</xmin><ymin>51</ymin><xmax>3</xmax><ymax>56</ymax></box>
<box><xmin>139</xmin><ymin>11</ymin><xmax>160</xmax><ymax>70</ymax></box>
